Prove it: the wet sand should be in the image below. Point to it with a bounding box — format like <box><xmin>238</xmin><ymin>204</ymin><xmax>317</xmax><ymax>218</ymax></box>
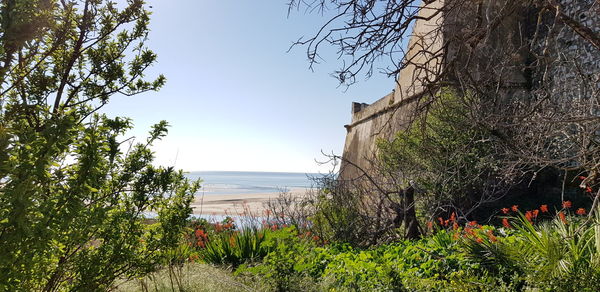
<box><xmin>190</xmin><ymin>188</ymin><xmax>307</xmax><ymax>216</ymax></box>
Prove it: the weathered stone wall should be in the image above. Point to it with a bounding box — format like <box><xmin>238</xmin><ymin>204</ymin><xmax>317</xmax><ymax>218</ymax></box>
<box><xmin>339</xmin><ymin>0</ymin><xmax>445</xmax><ymax>179</ymax></box>
<box><xmin>339</xmin><ymin>0</ymin><xmax>600</xmax><ymax>180</ymax></box>
<box><xmin>547</xmin><ymin>0</ymin><xmax>600</xmax><ymax>100</ymax></box>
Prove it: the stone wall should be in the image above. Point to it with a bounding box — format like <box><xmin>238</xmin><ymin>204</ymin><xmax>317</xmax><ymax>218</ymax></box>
<box><xmin>339</xmin><ymin>0</ymin><xmax>445</xmax><ymax>179</ymax></box>
<box><xmin>339</xmin><ymin>0</ymin><xmax>600</xmax><ymax>180</ymax></box>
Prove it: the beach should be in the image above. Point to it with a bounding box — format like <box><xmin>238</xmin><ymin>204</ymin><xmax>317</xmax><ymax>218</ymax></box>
<box><xmin>190</xmin><ymin>188</ymin><xmax>307</xmax><ymax>216</ymax></box>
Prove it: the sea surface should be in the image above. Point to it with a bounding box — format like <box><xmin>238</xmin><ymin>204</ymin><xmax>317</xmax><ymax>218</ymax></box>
<box><xmin>185</xmin><ymin>171</ymin><xmax>321</xmax><ymax>195</ymax></box>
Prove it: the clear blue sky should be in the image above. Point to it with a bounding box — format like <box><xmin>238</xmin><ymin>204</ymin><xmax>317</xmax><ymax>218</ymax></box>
<box><xmin>101</xmin><ymin>0</ymin><xmax>397</xmax><ymax>173</ymax></box>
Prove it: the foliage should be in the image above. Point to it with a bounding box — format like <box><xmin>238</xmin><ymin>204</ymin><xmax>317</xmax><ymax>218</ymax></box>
<box><xmin>0</xmin><ymin>0</ymin><xmax>199</xmax><ymax>290</ymax></box>
<box><xmin>198</xmin><ymin>218</ymin><xmax>272</xmax><ymax>268</ymax></box>
<box><xmin>466</xmin><ymin>204</ymin><xmax>600</xmax><ymax>291</ymax></box>
<box><xmin>234</xmin><ymin>202</ymin><xmax>600</xmax><ymax>291</ymax></box>
<box><xmin>236</xmin><ymin>226</ymin><xmax>323</xmax><ymax>292</ymax></box>
<box><xmin>308</xmin><ymin>183</ymin><xmax>372</xmax><ymax>246</ymax></box>
<box><xmin>377</xmin><ymin>89</ymin><xmax>502</xmax><ymax>219</ymax></box>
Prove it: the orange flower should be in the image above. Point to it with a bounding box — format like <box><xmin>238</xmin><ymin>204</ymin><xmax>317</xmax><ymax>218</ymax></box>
<box><xmin>197</xmin><ymin>240</ymin><xmax>205</xmax><ymax>248</ymax></box>
<box><xmin>465</xmin><ymin>227</ymin><xmax>475</xmax><ymax>237</ymax></box>
<box><xmin>453</xmin><ymin>222</ymin><xmax>459</xmax><ymax>230</ymax></box>
<box><xmin>438</xmin><ymin>217</ymin><xmax>444</xmax><ymax>226</ymax></box>
<box><xmin>449</xmin><ymin>212</ymin><xmax>456</xmax><ymax>222</ymax></box>
<box><xmin>271</xmin><ymin>224</ymin><xmax>278</xmax><ymax>231</ymax></box>
<box><xmin>188</xmin><ymin>254</ymin><xmax>199</xmax><ymax>262</ymax></box>
<box><xmin>312</xmin><ymin>235</ymin><xmax>320</xmax><ymax>241</ymax></box>
<box><xmin>476</xmin><ymin>237</ymin><xmax>484</xmax><ymax>243</ymax></box>
<box><xmin>576</xmin><ymin>208</ymin><xmax>586</xmax><ymax>215</ymax></box>
<box><xmin>453</xmin><ymin>232</ymin><xmax>460</xmax><ymax>240</ymax></box>
<box><xmin>427</xmin><ymin>221</ymin><xmax>433</xmax><ymax>230</ymax></box>
<box><xmin>562</xmin><ymin>201</ymin><xmax>572</xmax><ymax>209</ymax></box>
<box><xmin>525</xmin><ymin>211</ymin><xmax>533</xmax><ymax>223</ymax></box>
<box><xmin>486</xmin><ymin>230</ymin><xmax>497</xmax><ymax>242</ymax></box>
<box><xmin>501</xmin><ymin>208</ymin><xmax>509</xmax><ymax>214</ymax></box>
<box><xmin>468</xmin><ymin>221</ymin><xmax>478</xmax><ymax>227</ymax></box>
<box><xmin>215</xmin><ymin>223</ymin><xmax>223</xmax><ymax>232</ymax></box>
<box><xmin>558</xmin><ymin>211</ymin><xmax>567</xmax><ymax>224</ymax></box>
<box><xmin>511</xmin><ymin>205</ymin><xmax>519</xmax><ymax>212</ymax></box>
<box><xmin>532</xmin><ymin>209</ymin><xmax>539</xmax><ymax>218</ymax></box>
<box><xmin>502</xmin><ymin>218</ymin><xmax>511</xmax><ymax>228</ymax></box>
<box><xmin>540</xmin><ymin>204</ymin><xmax>548</xmax><ymax>213</ymax></box>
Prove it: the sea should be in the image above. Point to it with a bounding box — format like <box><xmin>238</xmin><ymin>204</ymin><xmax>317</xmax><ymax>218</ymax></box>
<box><xmin>184</xmin><ymin>171</ymin><xmax>322</xmax><ymax>196</ymax></box>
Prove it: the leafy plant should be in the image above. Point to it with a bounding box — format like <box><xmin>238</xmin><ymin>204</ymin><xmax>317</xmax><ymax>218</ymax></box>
<box><xmin>201</xmin><ymin>226</ymin><xmax>271</xmax><ymax>268</ymax></box>
<box><xmin>0</xmin><ymin>1</ymin><xmax>199</xmax><ymax>290</ymax></box>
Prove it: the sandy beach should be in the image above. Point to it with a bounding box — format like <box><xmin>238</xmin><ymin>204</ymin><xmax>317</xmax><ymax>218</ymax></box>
<box><xmin>190</xmin><ymin>188</ymin><xmax>308</xmax><ymax>216</ymax></box>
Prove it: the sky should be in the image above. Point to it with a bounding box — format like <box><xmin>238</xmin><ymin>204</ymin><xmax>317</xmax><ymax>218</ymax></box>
<box><xmin>101</xmin><ymin>0</ymin><xmax>397</xmax><ymax>173</ymax></box>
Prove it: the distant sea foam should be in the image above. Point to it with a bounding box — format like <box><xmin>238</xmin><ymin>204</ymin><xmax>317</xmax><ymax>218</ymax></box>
<box><xmin>185</xmin><ymin>171</ymin><xmax>321</xmax><ymax>195</ymax></box>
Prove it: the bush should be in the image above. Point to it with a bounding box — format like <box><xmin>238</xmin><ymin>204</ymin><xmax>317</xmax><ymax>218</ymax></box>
<box><xmin>0</xmin><ymin>1</ymin><xmax>199</xmax><ymax>290</ymax></box>
<box><xmin>236</xmin><ymin>226</ymin><xmax>323</xmax><ymax>291</ymax></box>
<box><xmin>462</xmin><ymin>203</ymin><xmax>600</xmax><ymax>291</ymax></box>
<box><xmin>201</xmin><ymin>226</ymin><xmax>271</xmax><ymax>267</ymax></box>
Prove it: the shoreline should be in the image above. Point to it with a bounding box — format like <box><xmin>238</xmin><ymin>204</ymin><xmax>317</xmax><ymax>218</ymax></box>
<box><xmin>190</xmin><ymin>188</ymin><xmax>307</xmax><ymax>216</ymax></box>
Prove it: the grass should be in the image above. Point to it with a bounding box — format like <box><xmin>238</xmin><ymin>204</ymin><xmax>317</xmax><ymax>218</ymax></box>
<box><xmin>114</xmin><ymin>263</ymin><xmax>254</xmax><ymax>292</ymax></box>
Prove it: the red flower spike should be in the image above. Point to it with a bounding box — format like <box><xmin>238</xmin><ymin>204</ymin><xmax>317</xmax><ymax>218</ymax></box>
<box><xmin>540</xmin><ymin>205</ymin><xmax>549</xmax><ymax>213</ymax></box>
<box><xmin>525</xmin><ymin>211</ymin><xmax>533</xmax><ymax>223</ymax></box>
<box><xmin>453</xmin><ymin>222</ymin><xmax>459</xmax><ymax>230</ymax></box>
<box><xmin>558</xmin><ymin>212</ymin><xmax>568</xmax><ymax>224</ymax></box>
<box><xmin>438</xmin><ymin>217</ymin><xmax>444</xmax><ymax>225</ymax></box>
<box><xmin>465</xmin><ymin>227</ymin><xmax>475</xmax><ymax>236</ymax></box>
<box><xmin>468</xmin><ymin>221</ymin><xmax>478</xmax><ymax>227</ymax></box>
<box><xmin>450</xmin><ymin>212</ymin><xmax>456</xmax><ymax>222</ymax></box>
<box><xmin>576</xmin><ymin>208</ymin><xmax>586</xmax><ymax>215</ymax></box>
<box><xmin>511</xmin><ymin>205</ymin><xmax>519</xmax><ymax>212</ymax></box>
<box><xmin>586</xmin><ymin>187</ymin><xmax>593</xmax><ymax>193</ymax></box>
<box><xmin>562</xmin><ymin>201</ymin><xmax>572</xmax><ymax>209</ymax></box>
<box><xmin>476</xmin><ymin>237</ymin><xmax>484</xmax><ymax>243</ymax></box>
<box><xmin>532</xmin><ymin>209</ymin><xmax>539</xmax><ymax>218</ymax></box>
<box><xmin>502</xmin><ymin>218</ymin><xmax>511</xmax><ymax>228</ymax></box>
<box><xmin>501</xmin><ymin>208</ymin><xmax>509</xmax><ymax>214</ymax></box>
<box><xmin>486</xmin><ymin>230</ymin><xmax>497</xmax><ymax>242</ymax></box>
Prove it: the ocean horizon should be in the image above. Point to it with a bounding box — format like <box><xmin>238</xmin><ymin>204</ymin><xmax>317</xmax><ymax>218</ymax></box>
<box><xmin>185</xmin><ymin>171</ymin><xmax>324</xmax><ymax>195</ymax></box>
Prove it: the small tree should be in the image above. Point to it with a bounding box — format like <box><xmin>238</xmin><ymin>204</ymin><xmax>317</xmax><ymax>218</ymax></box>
<box><xmin>377</xmin><ymin>90</ymin><xmax>504</xmax><ymax>223</ymax></box>
<box><xmin>0</xmin><ymin>1</ymin><xmax>199</xmax><ymax>290</ymax></box>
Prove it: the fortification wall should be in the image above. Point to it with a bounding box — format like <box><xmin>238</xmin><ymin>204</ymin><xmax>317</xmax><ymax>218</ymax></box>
<box><xmin>339</xmin><ymin>0</ymin><xmax>600</xmax><ymax>180</ymax></box>
<box><xmin>339</xmin><ymin>0</ymin><xmax>445</xmax><ymax>179</ymax></box>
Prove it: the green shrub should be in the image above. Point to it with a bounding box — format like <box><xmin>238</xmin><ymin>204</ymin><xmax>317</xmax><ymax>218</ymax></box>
<box><xmin>463</xmin><ymin>205</ymin><xmax>600</xmax><ymax>291</ymax></box>
<box><xmin>377</xmin><ymin>89</ymin><xmax>501</xmax><ymax>218</ymax></box>
<box><xmin>236</xmin><ymin>226</ymin><xmax>322</xmax><ymax>291</ymax></box>
<box><xmin>0</xmin><ymin>1</ymin><xmax>198</xmax><ymax>290</ymax></box>
<box><xmin>201</xmin><ymin>226</ymin><xmax>271</xmax><ymax>268</ymax></box>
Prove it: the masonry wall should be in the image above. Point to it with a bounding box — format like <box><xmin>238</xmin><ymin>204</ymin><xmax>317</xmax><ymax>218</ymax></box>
<box><xmin>339</xmin><ymin>0</ymin><xmax>600</xmax><ymax>181</ymax></box>
<box><xmin>338</xmin><ymin>0</ymin><xmax>445</xmax><ymax>180</ymax></box>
